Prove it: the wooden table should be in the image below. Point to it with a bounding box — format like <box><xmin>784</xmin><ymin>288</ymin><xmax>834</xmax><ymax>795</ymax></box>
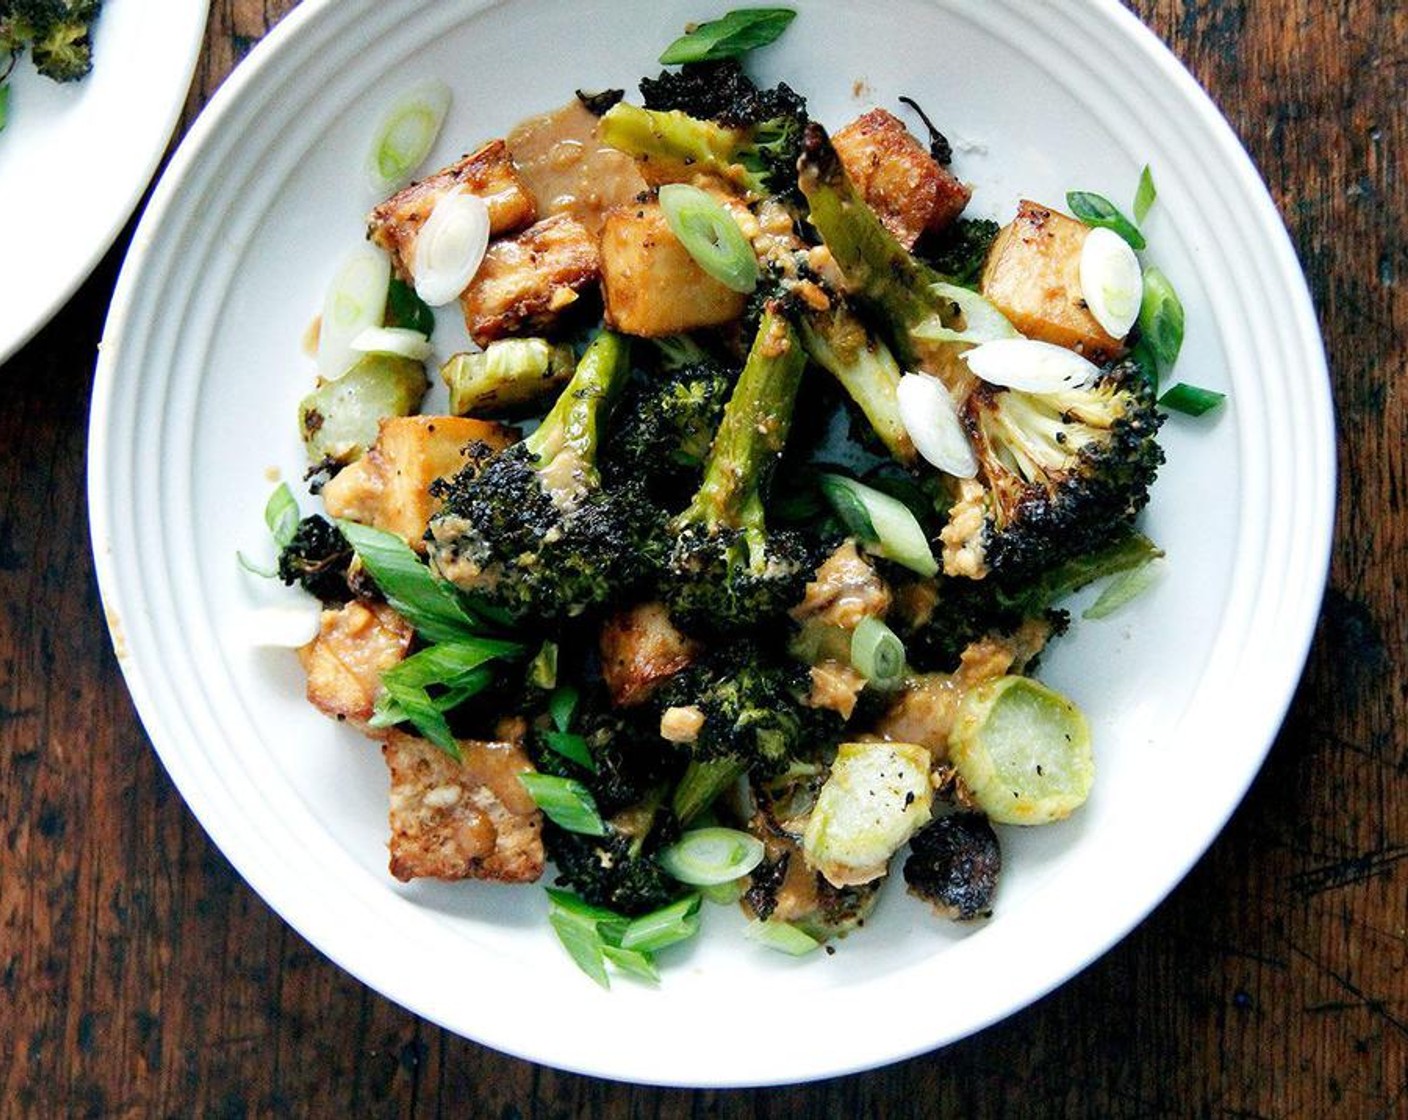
<box><xmin>2</xmin><ymin>2</ymin><xmax>1402</xmax><ymax>1115</ymax></box>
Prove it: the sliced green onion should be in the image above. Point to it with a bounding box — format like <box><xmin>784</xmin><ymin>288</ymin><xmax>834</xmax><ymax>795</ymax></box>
<box><xmin>600</xmin><ymin>945</ymin><xmax>661</xmax><ymax>983</ymax></box>
<box><xmin>381</xmin><ymin>638</ymin><xmax>521</xmax><ymax>690</ymax></box>
<box><xmin>546</xmin><ymin>894</ymin><xmax>611</xmax><ymax>988</ymax></box>
<box><xmin>413</xmin><ymin>190</ymin><xmax>490</xmax><ymax>307</ymax></box>
<box><xmin>1083</xmin><ymin>556</ymin><xmax>1166</xmax><ymax>620</ymax></box>
<box><xmin>700</xmin><ymin>879</ymin><xmax>746</xmax><ymax>905</ymax></box>
<box><xmin>264</xmin><ymin>483</ymin><xmax>300</xmax><ymax>550</ymax></box>
<box><xmin>658</xmin><ymin>183</ymin><xmax>758</xmax><ymax>294</ymax></box>
<box><xmin>658</xmin><ymin>8</ymin><xmax>797</xmax><ymax>64</ymax></box>
<box><xmin>913</xmin><ymin>281</ymin><xmax>1018</xmax><ymax>345</ymax></box>
<box><xmin>672</xmin><ymin>758</ymin><xmax>745</xmax><ymax>825</ymax></box>
<box><xmin>518</xmin><ymin>774</ymin><xmax>607</xmax><ymax>836</ymax></box>
<box><xmin>549</xmin><ymin>684</ymin><xmax>579</xmax><ymax>732</ymax></box>
<box><xmin>895</xmin><ymin>372</ymin><xmax>978</xmax><ymax>478</ymax></box>
<box><xmin>380</xmin><ymin>679</ymin><xmax>458</xmax><ymax>757</ymax></box>
<box><xmin>527</xmin><ymin>641</ymin><xmax>559</xmax><ymax>690</ymax></box>
<box><xmin>1079</xmin><ymin>227</ymin><xmax>1142</xmax><ymax>339</ymax></box>
<box><xmin>620</xmin><ymin>894</ymin><xmax>703</xmax><ymax>952</ymax></box>
<box><xmin>1138</xmin><ymin>267</ymin><xmax>1185</xmax><ymax>372</ymax></box>
<box><xmin>0</xmin><ymin>84</ymin><xmax>10</xmax><ymax>132</ymax></box>
<box><xmin>317</xmin><ymin>246</ymin><xmax>392</xmax><ymax>381</ymax></box>
<box><xmin>366</xmin><ymin>79</ymin><xmax>452</xmax><ymax>194</ymax></box>
<box><xmin>384</xmin><ymin>277</ymin><xmax>436</xmax><ymax>337</ymax></box>
<box><xmin>1066</xmin><ymin>190</ymin><xmax>1146</xmax><ymax>251</ymax></box>
<box><xmin>546</xmin><ymin>887</ymin><xmax>630</xmax><ymax>944</ymax></box>
<box><xmin>659</xmin><ymin>828</ymin><xmax>765</xmax><ymax>886</ymax></box>
<box><xmin>541</xmin><ymin>730</ymin><xmax>596</xmax><ymax>772</ymax></box>
<box><xmin>337</xmin><ymin>521</ymin><xmax>482</xmax><ymax>644</ymax></box>
<box><xmin>818</xmin><ymin>474</ymin><xmax>938</xmax><ymax>577</ymax></box>
<box><xmin>744</xmin><ymin>918</ymin><xmax>821</xmax><ymax>955</ymax></box>
<box><xmin>350</xmin><ymin>326</ymin><xmax>432</xmax><ymax>362</ymax></box>
<box><xmin>236</xmin><ymin>551</ymin><xmax>276</xmax><ymax>579</ymax></box>
<box><xmin>850</xmin><ymin>617</ymin><xmax>906</xmax><ymax>689</ymax></box>
<box><xmin>1160</xmin><ymin>382</ymin><xmax>1226</xmax><ymax>417</ymax></box>
<box><xmin>1133</xmin><ymin>165</ymin><xmax>1157</xmax><ymax>224</ymax></box>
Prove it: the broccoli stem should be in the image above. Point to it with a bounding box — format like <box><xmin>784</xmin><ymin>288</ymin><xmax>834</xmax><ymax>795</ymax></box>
<box><xmin>600</xmin><ymin>102</ymin><xmax>767</xmax><ymax>196</ymax></box>
<box><xmin>798</xmin><ymin>303</ymin><xmax>915</xmax><ymax>465</ymax></box>
<box><xmin>676</xmin><ymin>306</ymin><xmax>806</xmax><ymax>537</ymax></box>
<box><xmin>672</xmin><ymin>758</ymin><xmax>745</xmax><ymax>825</ymax></box>
<box><xmin>796</xmin><ymin>124</ymin><xmax>969</xmax><ymax>390</ymax></box>
<box><xmin>524</xmin><ymin>330</ymin><xmax>631</xmax><ymax>494</ymax></box>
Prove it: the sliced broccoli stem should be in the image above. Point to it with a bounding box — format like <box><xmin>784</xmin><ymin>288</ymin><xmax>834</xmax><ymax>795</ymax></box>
<box><xmin>798</xmin><ymin>303</ymin><xmax>915</xmax><ymax>465</ymax></box>
<box><xmin>672</xmin><ymin>758</ymin><xmax>745</xmax><ymax>825</ymax></box>
<box><xmin>797</xmin><ymin>124</ymin><xmax>969</xmax><ymax>388</ymax></box>
<box><xmin>600</xmin><ymin>102</ymin><xmax>767</xmax><ymax>196</ymax></box>
<box><xmin>524</xmin><ymin>330</ymin><xmax>631</xmax><ymax>493</ymax></box>
<box><xmin>676</xmin><ymin>306</ymin><xmax>807</xmax><ymax>534</ymax></box>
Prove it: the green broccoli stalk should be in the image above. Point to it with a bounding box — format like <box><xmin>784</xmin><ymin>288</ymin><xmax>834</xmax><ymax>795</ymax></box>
<box><xmin>426</xmin><ymin>331</ymin><xmax>663</xmax><ymax>621</ymax></box>
<box><xmin>663</xmin><ymin>304</ymin><xmax>817</xmax><ymax>635</ymax></box>
<box><xmin>796</xmin><ymin>122</ymin><xmax>968</xmax><ymax>384</ymax></box>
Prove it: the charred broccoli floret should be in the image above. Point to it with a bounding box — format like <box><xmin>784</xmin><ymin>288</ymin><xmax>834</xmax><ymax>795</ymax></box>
<box><xmin>636</xmin><ymin>58</ymin><xmax>808</xmax><ymax>195</ymax></box>
<box><xmin>921</xmin><ymin>217</ymin><xmax>1001</xmax><ymax>288</ymax></box>
<box><xmin>904</xmin><ymin>532</ymin><xmax>1163</xmax><ymax>673</ymax></box>
<box><xmin>903</xmin><ymin>813</ymin><xmax>1001</xmax><ymax>921</ymax></box>
<box><xmin>663</xmin><ymin>306</ymin><xmax>821</xmax><ymax>635</ymax></box>
<box><xmin>659</xmin><ymin>641</ymin><xmax>821</xmax><ymax>780</ymax></box>
<box><xmin>951</xmin><ymin>361</ymin><xmax>1165</xmax><ymax>579</ymax></box>
<box><xmin>426</xmin><ymin>332</ymin><xmax>663</xmax><ymax>622</ymax></box>
<box><xmin>1</xmin><ymin>0</ymin><xmax>102</xmax><ymax>82</ymax></box>
<box><xmin>277</xmin><ymin>515</ymin><xmax>353</xmax><ymax>604</ymax></box>
<box><xmin>544</xmin><ymin>815</ymin><xmax>684</xmax><ymax>917</ymax></box>
<box><xmin>604</xmin><ymin>356</ymin><xmax>736</xmax><ymax>504</ymax></box>
<box><xmin>600</xmin><ymin>64</ymin><xmax>810</xmax><ymax>199</ymax></box>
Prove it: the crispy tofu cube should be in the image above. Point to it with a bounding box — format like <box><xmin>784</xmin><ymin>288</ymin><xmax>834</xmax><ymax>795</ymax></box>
<box><xmin>382</xmin><ymin>731</ymin><xmax>544</xmax><ymax>883</ymax></box>
<box><xmin>980</xmin><ymin>200</ymin><xmax>1127</xmax><ymax>362</ymax></box>
<box><xmin>831</xmin><ymin>109</ymin><xmax>971</xmax><ymax>248</ymax></box>
<box><xmin>368</xmin><ymin>139</ymin><xmax>537</xmax><ymax>280</ymax></box>
<box><xmin>298</xmin><ymin>601</ymin><xmax>414</xmax><ymax>732</ymax></box>
<box><xmin>599</xmin><ymin>601</ymin><xmax>702</xmax><ymax>707</ymax></box>
<box><xmin>321</xmin><ymin>415</ymin><xmax>516</xmax><ymax>549</ymax></box>
<box><xmin>599</xmin><ymin>201</ymin><xmax>748</xmax><ymax>337</ymax></box>
<box><xmin>460</xmin><ymin>214</ymin><xmax>600</xmax><ymax>346</ymax></box>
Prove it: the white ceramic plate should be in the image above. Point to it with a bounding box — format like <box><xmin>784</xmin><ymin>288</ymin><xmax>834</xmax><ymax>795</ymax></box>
<box><xmin>0</xmin><ymin>0</ymin><xmax>207</xmax><ymax>364</ymax></box>
<box><xmin>89</xmin><ymin>0</ymin><xmax>1334</xmax><ymax>1088</ymax></box>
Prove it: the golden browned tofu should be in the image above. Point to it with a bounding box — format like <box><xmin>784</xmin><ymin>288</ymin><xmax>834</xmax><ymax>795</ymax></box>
<box><xmin>831</xmin><ymin>109</ymin><xmax>971</xmax><ymax>248</ymax></box>
<box><xmin>599</xmin><ymin>201</ymin><xmax>748</xmax><ymax>337</ymax></box>
<box><xmin>459</xmin><ymin>214</ymin><xmax>600</xmax><ymax>346</ymax></box>
<box><xmin>382</xmin><ymin>731</ymin><xmax>544</xmax><ymax>883</ymax></box>
<box><xmin>368</xmin><ymin>139</ymin><xmax>537</xmax><ymax>280</ymax></box>
<box><xmin>321</xmin><ymin>415</ymin><xmax>515</xmax><ymax>550</ymax></box>
<box><xmin>600</xmin><ymin>601</ymin><xmax>702</xmax><ymax>707</ymax></box>
<box><xmin>298</xmin><ymin>601</ymin><xmax>414</xmax><ymax>732</ymax></box>
<box><xmin>980</xmin><ymin>200</ymin><xmax>1127</xmax><ymax>363</ymax></box>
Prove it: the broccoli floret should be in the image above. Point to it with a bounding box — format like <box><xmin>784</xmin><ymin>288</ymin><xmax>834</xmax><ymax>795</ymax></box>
<box><xmin>426</xmin><ymin>332</ymin><xmax>664</xmax><ymax>622</ymax></box>
<box><xmin>636</xmin><ymin>59</ymin><xmax>808</xmax><ymax>196</ymax></box>
<box><xmin>921</xmin><ymin>218</ymin><xmax>1001</xmax><ymax>289</ymax></box>
<box><xmin>544</xmin><ymin>814</ymin><xmax>684</xmax><ymax>917</ymax></box>
<box><xmin>604</xmin><ymin>356</ymin><xmax>736</xmax><ymax>504</ymax></box>
<box><xmin>2</xmin><ymin>0</ymin><xmax>101</xmax><ymax>82</ymax></box>
<box><xmin>903</xmin><ymin>813</ymin><xmax>1001</xmax><ymax>922</ymax></box>
<box><xmin>600</xmin><ymin>65</ymin><xmax>809</xmax><ymax>200</ymax></box>
<box><xmin>904</xmin><ymin>531</ymin><xmax>1164</xmax><ymax>672</ymax></box>
<box><xmin>277</xmin><ymin>515</ymin><xmax>354</xmax><ymax>604</ymax></box>
<box><xmin>949</xmin><ymin>360</ymin><xmax>1165</xmax><ymax>580</ymax></box>
<box><xmin>662</xmin><ymin>305</ymin><xmax>823</xmax><ymax>635</ymax></box>
<box><xmin>659</xmin><ymin>641</ymin><xmax>831</xmax><ymax>780</ymax></box>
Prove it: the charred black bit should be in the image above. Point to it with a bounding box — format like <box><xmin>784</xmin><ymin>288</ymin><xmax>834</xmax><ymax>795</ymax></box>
<box><xmin>897</xmin><ymin>94</ymin><xmax>953</xmax><ymax>166</ymax></box>
<box><xmin>277</xmin><ymin>516</ymin><xmax>354</xmax><ymax>603</ymax></box>
<box><xmin>903</xmin><ymin>813</ymin><xmax>1002</xmax><ymax>921</ymax></box>
<box><xmin>576</xmin><ymin>88</ymin><xmax>625</xmax><ymax>116</ymax></box>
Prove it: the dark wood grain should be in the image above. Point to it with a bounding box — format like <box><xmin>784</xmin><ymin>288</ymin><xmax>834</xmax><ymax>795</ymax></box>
<box><xmin>1</xmin><ymin>1</ymin><xmax>1403</xmax><ymax>1115</ymax></box>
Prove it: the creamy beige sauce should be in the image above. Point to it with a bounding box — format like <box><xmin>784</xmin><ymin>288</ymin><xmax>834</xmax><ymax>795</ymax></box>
<box><xmin>507</xmin><ymin>99</ymin><xmax>647</xmax><ymax>234</ymax></box>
